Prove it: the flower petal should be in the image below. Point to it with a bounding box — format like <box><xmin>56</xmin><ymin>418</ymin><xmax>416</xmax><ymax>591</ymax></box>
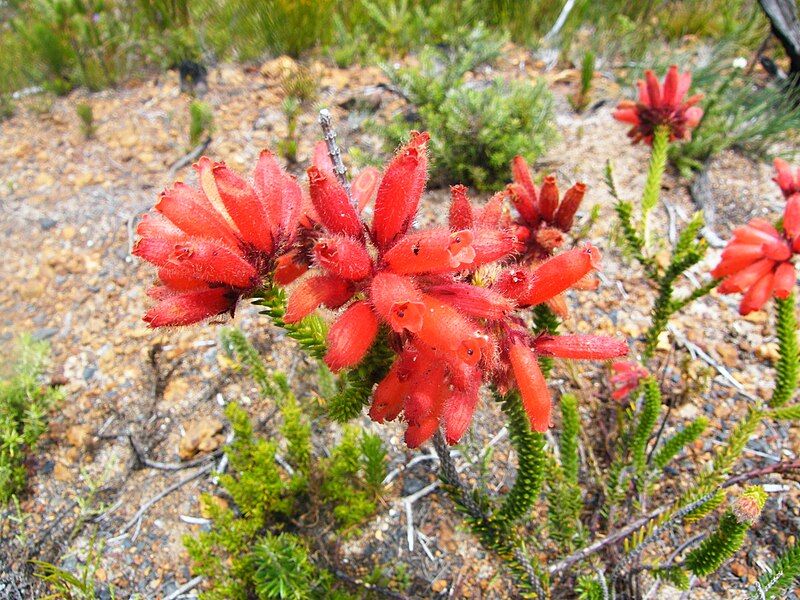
<box><xmin>324</xmin><ymin>301</ymin><xmax>379</xmax><ymax>371</ymax></box>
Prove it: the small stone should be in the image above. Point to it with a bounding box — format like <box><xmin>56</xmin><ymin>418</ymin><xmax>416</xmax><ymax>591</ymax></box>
<box><xmin>163</xmin><ymin>377</ymin><xmax>190</xmax><ymax>404</ymax></box>
<box><xmin>431</xmin><ymin>579</ymin><xmax>448</xmax><ymax>593</ymax></box>
<box><xmin>53</xmin><ymin>462</ymin><xmax>73</xmax><ymax>482</ymax></box>
<box><xmin>179</xmin><ymin>418</ymin><xmax>224</xmax><ymax>460</ymax></box>
<box><xmin>66</xmin><ymin>424</ymin><xmax>92</xmax><ymax>448</ymax></box>
<box><xmin>730</xmin><ymin>561</ymin><xmax>748</xmax><ymax>579</ymax></box>
<box><xmin>756</xmin><ymin>342</ymin><xmax>780</xmax><ymax>363</ymax></box>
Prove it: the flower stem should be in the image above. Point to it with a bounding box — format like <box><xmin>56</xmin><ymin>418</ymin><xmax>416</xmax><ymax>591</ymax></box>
<box><xmin>770</xmin><ymin>292</ymin><xmax>799</xmax><ymax>408</ymax></box>
<box><xmin>318</xmin><ymin>109</ymin><xmax>354</xmax><ymax>206</ymax></box>
<box><xmin>641</xmin><ymin>125</ymin><xmax>670</xmax><ymax>251</ymax></box>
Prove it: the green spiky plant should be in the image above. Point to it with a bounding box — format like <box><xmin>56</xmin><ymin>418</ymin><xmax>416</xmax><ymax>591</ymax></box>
<box><xmin>184</xmin><ymin>328</ymin><xmax>390</xmax><ymax>599</ymax></box>
<box><xmin>188</xmin><ymin>100</ymin><xmax>213</xmax><ymax>148</ymax></box>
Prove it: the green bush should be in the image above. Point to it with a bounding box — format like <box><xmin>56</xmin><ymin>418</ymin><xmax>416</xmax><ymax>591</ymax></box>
<box><xmin>9</xmin><ymin>0</ymin><xmax>134</xmax><ymax>93</ymax></box>
<box><xmin>1</xmin><ymin>334</ymin><xmax>62</xmax><ymax>503</ymax></box>
<box><xmin>189</xmin><ymin>100</ymin><xmax>213</xmax><ymax>148</ymax></box>
<box><xmin>382</xmin><ymin>25</ymin><xmax>556</xmax><ymax>190</ymax></box>
<box><xmin>185</xmin><ymin>329</ymin><xmax>389</xmax><ymax>599</ymax></box>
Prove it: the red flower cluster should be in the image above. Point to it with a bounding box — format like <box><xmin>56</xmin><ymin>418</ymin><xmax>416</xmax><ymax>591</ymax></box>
<box><xmin>134</xmin><ymin>154</ymin><xmax>302</xmax><ymax>326</ymax></box>
<box><xmin>613</xmin><ymin>65</ymin><xmax>703</xmax><ymax>145</ymax></box>
<box><xmin>136</xmin><ymin>132</ymin><xmax>630</xmax><ymax>446</ymax></box>
<box><xmin>712</xmin><ymin>161</ymin><xmax>800</xmax><ymax>314</ymax></box>
<box><xmin>506</xmin><ymin>156</ymin><xmax>588</xmax><ymax>259</ymax></box>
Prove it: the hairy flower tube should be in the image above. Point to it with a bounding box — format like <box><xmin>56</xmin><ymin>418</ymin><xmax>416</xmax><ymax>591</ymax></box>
<box><xmin>712</xmin><ymin>163</ymin><xmax>800</xmax><ymax>314</ymax></box>
<box><xmin>134</xmin><ymin>154</ymin><xmax>303</xmax><ymax>326</ymax></box>
<box><xmin>613</xmin><ymin>65</ymin><xmax>703</xmax><ymax>145</ymax></box>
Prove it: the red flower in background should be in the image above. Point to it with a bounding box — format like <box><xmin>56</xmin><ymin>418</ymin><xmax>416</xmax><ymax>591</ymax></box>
<box><xmin>613</xmin><ymin>65</ymin><xmax>703</xmax><ymax>145</ymax></box>
<box><xmin>712</xmin><ymin>162</ymin><xmax>800</xmax><ymax>314</ymax></box>
<box><xmin>134</xmin><ymin>153</ymin><xmax>302</xmax><ymax>326</ymax></box>
<box><xmin>774</xmin><ymin>158</ymin><xmax>800</xmax><ymax>199</ymax></box>
<box><xmin>610</xmin><ymin>361</ymin><xmax>649</xmax><ymax>402</ymax></box>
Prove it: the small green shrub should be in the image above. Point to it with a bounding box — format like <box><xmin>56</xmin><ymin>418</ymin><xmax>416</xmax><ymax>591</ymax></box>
<box><xmin>1</xmin><ymin>335</ymin><xmax>61</xmax><ymax>503</ymax></box>
<box><xmin>188</xmin><ymin>100</ymin><xmax>213</xmax><ymax>148</ymax></box>
<box><xmin>382</xmin><ymin>26</ymin><xmax>556</xmax><ymax>190</ymax></box>
<box><xmin>76</xmin><ymin>102</ymin><xmax>95</xmax><ymax>139</ymax></box>
<box><xmin>185</xmin><ymin>329</ymin><xmax>388</xmax><ymax>599</ymax></box>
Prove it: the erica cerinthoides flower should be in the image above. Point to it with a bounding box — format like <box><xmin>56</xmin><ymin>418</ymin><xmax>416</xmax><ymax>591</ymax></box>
<box><xmin>134</xmin><ymin>153</ymin><xmax>301</xmax><ymax>326</ymax></box>
<box><xmin>613</xmin><ymin>65</ymin><xmax>703</xmax><ymax>144</ymax></box>
<box><xmin>712</xmin><ymin>162</ymin><xmax>800</xmax><ymax>314</ymax></box>
<box><xmin>506</xmin><ymin>156</ymin><xmax>587</xmax><ymax>258</ymax></box>
<box><xmin>487</xmin><ymin>245</ymin><xmax>628</xmax><ymax>431</ymax></box>
<box><xmin>285</xmin><ymin>132</ymin><xmax>517</xmax><ymax>447</ymax></box>
<box><xmin>774</xmin><ymin>158</ymin><xmax>800</xmax><ymax>199</ymax></box>
<box><xmin>610</xmin><ymin>361</ymin><xmax>649</xmax><ymax>402</ymax></box>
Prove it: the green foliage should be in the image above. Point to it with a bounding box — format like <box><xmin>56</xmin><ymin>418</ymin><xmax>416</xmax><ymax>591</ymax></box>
<box><xmin>255</xmin><ymin>284</ymin><xmax>328</xmax><ymax>359</ymax></box>
<box><xmin>320</xmin><ymin>427</ymin><xmax>386</xmax><ymax>531</ymax></box>
<box><xmin>631</xmin><ymin>378</ymin><xmax>661</xmax><ymax>479</ymax></box>
<box><xmin>251</xmin><ymin>533</ymin><xmax>318</xmax><ymax>600</ymax></box>
<box><xmin>651</xmin><ymin>565</ymin><xmax>690</xmax><ymax>590</ymax></box>
<box><xmin>193</xmin><ymin>0</ymin><xmax>337</xmax><ymax>59</ymax></box>
<box><xmin>219</xmin><ymin>327</ymin><xmax>290</xmax><ymax>402</ymax></box>
<box><xmin>32</xmin><ymin>532</ymin><xmax>112</xmax><ymax>599</ymax></box>
<box><xmin>641</xmin><ymin>126</ymin><xmax>668</xmax><ymax>248</ymax></box>
<box><xmin>770</xmin><ymin>294</ymin><xmax>798</xmax><ymax>408</ymax></box>
<box><xmin>753</xmin><ymin>541</ymin><xmax>800</xmax><ymax>599</ymax></box>
<box><xmin>685</xmin><ymin>487</ymin><xmax>766</xmax><ymax>577</ymax></box>
<box><xmin>189</xmin><ymin>100</ymin><xmax>213</xmax><ymax>148</ymax></box>
<box><xmin>651</xmin><ymin>416</ymin><xmax>708</xmax><ymax>471</ymax></box>
<box><xmin>1</xmin><ymin>334</ymin><xmax>62</xmax><ymax>503</ymax></box>
<box><xmin>8</xmin><ymin>0</ymin><xmax>135</xmax><ymax>93</ymax></box>
<box><xmin>277</xmin><ymin>97</ymin><xmax>300</xmax><ymax>163</ymax></box>
<box><xmin>381</xmin><ymin>26</ymin><xmax>555</xmax><ymax>190</ymax></box>
<box><xmin>569</xmin><ymin>49</ymin><xmax>595</xmax><ymax>112</ymax></box>
<box><xmin>76</xmin><ymin>102</ymin><xmax>95</xmax><ymax>139</ymax></box>
<box><xmin>545</xmin><ymin>394</ymin><xmax>584</xmax><ymax>551</ymax></box>
<box><xmin>186</xmin><ymin>398</ymin><xmax>381</xmax><ymax>599</ymax></box>
<box><xmin>497</xmin><ymin>391</ymin><xmax>547</xmax><ymax>524</ymax></box>
<box><xmin>326</xmin><ymin>334</ymin><xmax>393</xmax><ymax>422</ymax></box>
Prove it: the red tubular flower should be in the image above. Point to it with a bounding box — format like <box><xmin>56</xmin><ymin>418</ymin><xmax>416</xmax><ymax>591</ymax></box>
<box><xmin>610</xmin><ymin>362</ymin><xmax>648</xmax><ymax>402</ymax></box>
<box><xmin>712</xmin><ymin>164</ymin><xmax>800</xmax><ymax>314</ymax></box>
<box><xmin>509</xmin><ymin>342</ymin><xmax>551</xmax><ymax>433</ymax></box>
<box><xmin>774</xmin><ymin>158</ymin><xmax>800</xmax><ymax>199</ymax></box>
<box><xmin>307</xmin><ymin>166</ymin><xmax>363</xmax><ymax>238</ymax></box>
<box><xmin>372</xmin><ymin>131</ymin><xmax>430</xmax><ymax>249</ymax></box>
<box><xmin>287</xmin><ymin>132</ymin><xmax>516</xmax><ymax>389</ymax></box>
<box><xmin>534</xmin><ymin>335</ymin><xmax>628</xmax><ymax>360</ymax></box>
<box><xmin>135</xmin><ymin>155</ymin><xmax>302</xmax><ymax>327</ymax></box>
<box><xmin>518</xmin><ymin>244</ymin><xmax>601</xmax><ymax>306</ymax></box>
<box><xmin>613</xmin><ymin>65</ymin><xmax>703</xmax><ymax>144</ymax></box>
<box><xmin>324</xmin><ymin>301</ymin><xmax>379</xmax><ymax>371</ymax></box>
<box><xmin>284</xmin><ymin>275</ymin><xmax>353</xmax><ymax>323</ymax></box>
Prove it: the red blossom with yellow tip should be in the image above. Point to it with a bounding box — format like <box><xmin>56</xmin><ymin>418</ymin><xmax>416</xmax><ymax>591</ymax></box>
<box><xmin>613</xmin><ymin>65</ymin><xmax>703</xmax><ymax>145</ymax></box>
